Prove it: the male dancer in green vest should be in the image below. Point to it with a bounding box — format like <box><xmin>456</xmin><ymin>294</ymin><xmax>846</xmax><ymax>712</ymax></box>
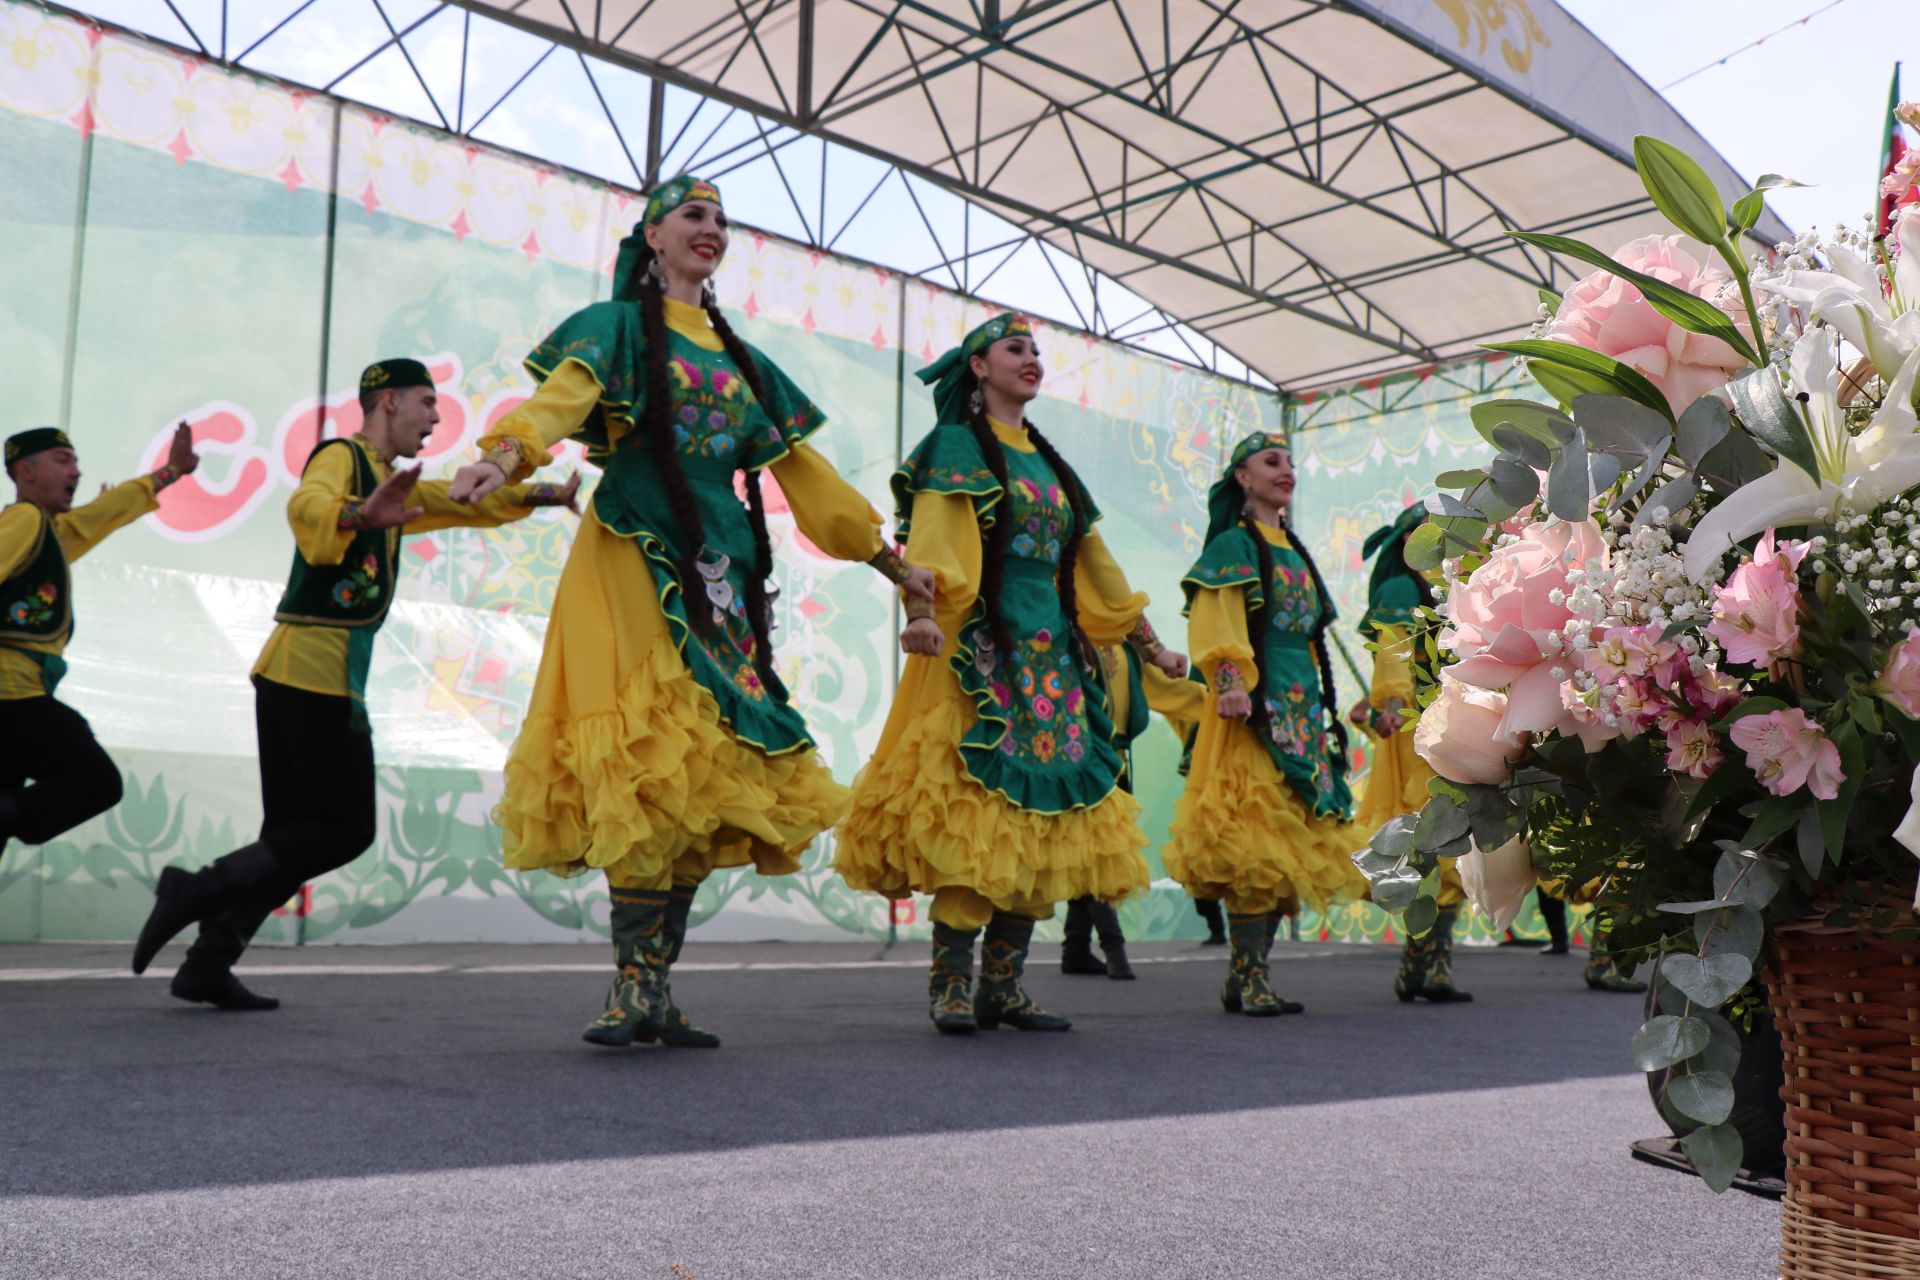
<box><xmin>0</xmin><ymin>423</ymin><xmax>199</xmax><ymax>861</ymax></box>
<box><xmin>131</xmin><ymin>359</ymin><xmax>578</xmax><ymax>1009</ymax></box>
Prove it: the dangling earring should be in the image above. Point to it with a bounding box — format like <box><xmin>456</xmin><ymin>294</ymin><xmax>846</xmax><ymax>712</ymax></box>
<box><xmin>647</xmin><ymin>257</ymin><xmax>667</xmax><ymax>288</ymax></box>
<box><xmin>700</xmin><ymin>277</ymin><xmax>716</xmax><ymax>307</ymax></box>
<box><xmin>968</xmin><ymin>385</ymin><xmax>984</xmax><ymax>417</ymax></box>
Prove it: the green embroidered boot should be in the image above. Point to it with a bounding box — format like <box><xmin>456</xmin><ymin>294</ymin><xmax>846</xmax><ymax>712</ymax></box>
<box><xmin>1417</xmin><ymin>909</ymin><xmax>1473</xmax><ymax>1003</ymax></box>
<box><xmin>658</xmin><ymin>886</ymin><xmax>719</xmax><ymax>1048</ymax></box>
<box><xmin>974</xmin><ymin>913</ymin><xmax>1070</xmax><ymax>1031</ymax></box>
<box><xmin>582</xmin><ymin>888</ymin><xmax>671</xmax><ymax>1047</ymax></box>
<box><xmin>1220</xmin><ymin>913</ymin><xmax>1281</xmax><ymax>1017</ymax></box>
<box><xmin>1394</xmin><ymin>928</ymin><xmax>1431</xmax><ymax>1003</ymax></box>
<box><xmin>929</xmin><ymin>921</ymin><xmax>980</xmax><ymax>1035</ymax></box>
<box><xmin>1262</xmin><ymin>908</ymin><xmax>1306</xmax><ymax>1014</ymax></box>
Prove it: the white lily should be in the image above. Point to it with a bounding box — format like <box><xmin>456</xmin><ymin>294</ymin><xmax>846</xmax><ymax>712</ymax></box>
<box><xmin>1682</xmin><ymin>328</ymin><xmax>1920</xmax><ymax>581</ymax></box>
<box><xmin>1757</xmin><ymin>211</ymin><xmax>1920</xmax><ymax>382</ymax></box>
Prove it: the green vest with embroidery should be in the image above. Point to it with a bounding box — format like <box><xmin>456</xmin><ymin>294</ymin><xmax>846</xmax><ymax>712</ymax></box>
<box><xmin>0</xmin><ymin>507</ymin><xmax>71</xmax><ymax>643</ymax></box>
<box><xmin>272</xmin><ymin>439</ymin><xmax>398</xmax><ymax>630</ymax></box>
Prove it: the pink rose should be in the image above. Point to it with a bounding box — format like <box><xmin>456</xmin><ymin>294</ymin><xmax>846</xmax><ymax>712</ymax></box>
<box><xmin>1542</xmin><ymin>234</ymin><xmax>1753</xmax><ymax>413</ymax></box>
<box><xmin>1663</xmin><ymin>718</ymin><xmax>1723</xmax><ymax>781</ymax></box>
<box><xmin>1441</xmin><ymin>517</ymin><xmax>1607</xmax><ymax>742</ymax></box>
<box><xmin>1727</xmin><ymin>708</ymin><xmax>1844</xmax><ymax>801</ymax></box>
<box><xmin>1414</xmin><ymin>672</ymin><xmax>1527</xmax><ymax>785</ymax></box>
<box><xmin>1707</xmin><ymin>530</ymin><xmax>1806</xmax><ymax>667</ymax></box>
<box><xmin>1875</xmin><ymin>628</ymin><xmax>1920</xmax><ymax>720</ymax></box>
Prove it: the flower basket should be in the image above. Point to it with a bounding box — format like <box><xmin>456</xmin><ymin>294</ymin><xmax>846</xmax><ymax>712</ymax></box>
<box><xmin>1771</xmin><ymin>904</ymin><xmax>1920</xmax><ymax>1279</ymax></box>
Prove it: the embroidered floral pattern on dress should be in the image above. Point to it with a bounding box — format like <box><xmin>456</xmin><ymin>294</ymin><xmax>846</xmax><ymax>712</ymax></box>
<box><xmin>329</xmin><ymin>553</ymin><xmax>383</xmax><ymax>610</ymax></box>
<box><xmin>6</xmin><ymin>583</ymin><xmax>57</xmax><ymax>627</ymax></box>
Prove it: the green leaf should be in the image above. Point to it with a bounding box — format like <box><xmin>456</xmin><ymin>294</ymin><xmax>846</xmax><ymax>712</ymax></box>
<box><xmin>1731</xmin><ymin>191</ymin><xmax>1764</xmax><ymax>232</ymax></box>
<box><xmin>1486</xmin><ymin>456</ymin><xmax>1540</xmax><ymax>507</ymax></box>
<box><xmin>1695</xmin><ymin>423</ymin><xmax>1774</xmax><ymax>494</ymax></box>
<box><xmin>1404</xmin><ymin>894</ymin><xmax>1439</xmax><ymax>939</ymax></box>
<box><xmin>1538</xmin><ymin>286</ymin><xmax>1563</xmax><ymax>311</ymax></box>
<box><xmin>1662</xmin><ymin>952</ymin><xmax>1753</xmax><ymax>1007</ymax></box>
<box><xmin>1514</xmin><ymin>232</ymin><xmax>1760</xmax><ymax>366</ymax></box>
<box><xmin>1696</xmin><ymin>1010</ymin><xmax>1745</xmax><ymax>1077</ymax></box>
<box><xmin>1425</xmin><ymin>492</ymin><xmax>1486</xmax><ymax>521</ymax></box>
<box><xmin>1727</xmin><ymin>366</ymin><xmax>1820</xmax><ymax>484</ymax></box>
<box><xmin>1711</xmin><ymin>695</ymin><xmax>1788</xmax><ymax>731</ymax></box>
<box><xmin>1713</xmin><ymin>846</ymin><xmax>1786</xmax><ymax>910</ymax></box>
<box><xmin>1675</xmin><ymin>396</ymin><xmax>1732</xmax><ymax>466</ymax></box>
<box><xmin>1403</xmin><ymin>521</ymin><xmax>1445</xmax><ymax>571</ymax></box>
<box><xmin>1796</xmin><ymin>805</ymin><xmax>1825</xmax><ymax>878</ymax></box>
<box><xmin>1372</xmin><ymin>865</ymin><xmax>1424</xmax><ymax>913</ymax></box>
<box><xmin>1469</xmin><ymin>398</ymin><xmax>1574</xmax><ymax>451</ymax></box>
<box><xmin>1482</xmin><ymin>340</ymin><xmax>1677</xmax><ymax>424</ymax></box>
<box><xmin>1546</xmin><ymin>425</ymin><xmax>1592</xmax><ymax>519</ymax></box>
<box><xmin>1679</xmin><ymin>1121</ymin><xmax>1745</xmax><ymax>1193</ymax></box>
<box><xmin>1818</xmin><ymin>725</ymin><xmax>1868</xmax><ymax>863</ymax></box>
<box><xmin>1492</xmin><ymin>424</ymin><xmax>1553</xmax><ymax>472</ymax></box>
<box><xmin>1632</xmin><ymin>476</ymin><xmax>1695</xmax><ymax>532</ymax></box>
<box><xmin>1669</xmin><ymin>1070</ymin><xmax>1737</xmax><ymax>1127</ymax></box>
<box><xmin>1434</xmin><ymin>469</ymin><xmax>1488</xmax><ymax>489</ymax></box>
<box><xmin>1633</xmin><ymin>1014</ymin><xmax>1712</xmax><ymax>1070</ymax></box>
<box><xmin>1414</xmin><ymin>795</ymin><xmax>1470</xmax><ymax>849</ymax></box>
<box><xmin>1741</xmin><ymin>794</ymin><xmax>1803</xmax><ymax>849</ymax></box>
<box><xmin>1634</xmin><ymin>135</ymin><xmax>1731</xmax><ymax>245</ymax></box>
<box><xmin>1695</xmin><ymin>904</ymin><xmax>1764</xmax><ymax>961</ymax></box>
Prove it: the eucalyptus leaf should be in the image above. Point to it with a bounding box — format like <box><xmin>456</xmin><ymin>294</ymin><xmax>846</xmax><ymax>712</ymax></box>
<box><xmin>1587</xmin><ymin>449</ymin><xmax>1625</xmax><ymax>496</ymax></box>
<box><xmin>1713</xmin><ymin>847</ymin><xmax>1785</xmax><ymax>910</ymax></box>
<box><xmin>1668</xmin><ymin>1070</ymin><xmax>1736</xmax><ymax>1127</ymax></box>
<box><xmin>1696</xmin><ymin>1010</ymin><xmax>1744</xmax><ymax>1077</ymax></box>
<box><xmin>1695</xmin><ymin>423</ymin><xmax>1773</xmax><ymax>492</ymax></box>
<box><xmin>1403</xmin><ymin>522</ymin><xmax>1445</xmax><ymax>571</ymax></box>
<box><xmin>1727</xmin><ymin>366</ymin><xmax>1819</xmax><ymax>484</ymax></box>
<box><xmin>1694</xmin><ymin>904</ymin><xmax>1763</xmax><ymax>961</ymax></box>
<box><xmin>1413</xmin><ymin>799</ymin><xmax>1468</xmax><ymax>855</ymax></box>
<box><xmin>1434</xmin><ymin>469</ymin><xmax>1488</xmax><ymax>489</ymax></box>
<box><xmin>1633</xmin><ymin>1014</ymin><xmax>1711</xmax><ymax>1071</ymax></box>
<box><xmin>1487</xmin><ymin>456</ymin><xmax>1540</xmax><ymax>506</ymax></box>
<box><xmin>1470</xmin><ymin>399</ymin><xmax>1573</xmax><ymax>450</ymax></box>
<box><xmin>1492</xmin><ymin>424</ymin><xmax>1554</xmax><ymax>472</ymax></box>
<box><xmin>1547</xmin><ymin>425</ymin><xmax>1592</xmax><ymax>519</ymax></box>
<box><xmin>1679</xmin><ymin>1121</ymin><xmax>1745</xmax><ymax>1193</ymax></box>
<box><xmin>1404</xmin><ymin>895</ymin><xmax>1439</xmax><ymax>938</ymax></box>
<box><xmin>1425</xmin><ymin>492</ymin><xmax>1486</xmax><ymax>521</ymax></box>
<box><xmin>1675</xmin><ymin>396</ymin><xmax>1732</xmax><ymax>466</ymax></box>
<box><xmin>1368</xmin><ymin>813</ymin><xmax>1419</xmax><ymax>862</ymax></box>
<box><xmin>1634</xmin><ymin>135</ymin><xmax>1730</xmax><ymax>245</ymax></box>
<box><xmin>1371</xmin><ymin>866</ymin><xmax>1423</xmax><ymax>913</ymax></box>
<box><xmin>1662</xmin><ymin>953</ymin><xmax>1753</xmax><ymax>1008</ymax></box>
<box><xmin>1632</xmin><ymin>476</ymin><xmax>1696</xmax><ymax>532</ymax></box>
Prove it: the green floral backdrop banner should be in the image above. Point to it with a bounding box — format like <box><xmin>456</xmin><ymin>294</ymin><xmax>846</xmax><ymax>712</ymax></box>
<box><xmin>0</xmin><ymin>0</ymin><xmax>1585</xmax><ymax>948</ymax></box>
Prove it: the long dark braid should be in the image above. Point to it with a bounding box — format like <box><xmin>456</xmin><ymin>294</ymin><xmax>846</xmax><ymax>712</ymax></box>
<box><xmin>1279</xmin><ymin>509</ymin><xmax>1351</xmax><ymax>770</ymax></box>
<box><xmin>1230</xmin><ymin>487</ymin><xmax>1348</xmax><ymax>771</ymax></box>
<box><xmin>1019</xmin><ymin>421</ymin><xmax>1096</xmax><ymax>669</ymax></box>
<box><xmin>625</xmin><ymin>246</ymin><xmax>776</xmax><ymax>686</ymax></box>
<box><xmin>959</xmin><ymin>374</ymin><xmax>1095</xmax><ymax>668</ymax></box>
<box><xmin>704</xmin><ymin>298</ymin><xmax>778</xmax><ymax>688</ymax></box>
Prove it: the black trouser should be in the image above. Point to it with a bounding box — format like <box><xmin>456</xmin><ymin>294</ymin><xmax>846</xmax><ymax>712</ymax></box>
<box><xmin>1537</xmin><ymin>889</ymin><xmax>1569</xmax><ymax>949</ymax></box>
<box><xmin>182</xmin><ymin>679</ymin><xmax>375</xmax><ymax>974</ymax></box>
<box><xmin>0</xmin><ymin>696</ymin><xmax>123</xmax><ymax>849</ymax></box>
<box><xmin>1063</xmin><ymin>897</ymin><xmax>1124</xmax><ymax>951</ymax></box>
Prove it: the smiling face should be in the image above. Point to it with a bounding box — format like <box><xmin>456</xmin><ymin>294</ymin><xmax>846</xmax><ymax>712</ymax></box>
<box><xmin>1233</xmin><ymin>446</ymin><xmax>1295</xmax><ymax>519</ymax></box>
<box><xmin>644</xmin><ymin>199</ymin><xmax>729</xmax><ymax>290</ymax></box>
<box><xmin>967</xmin><ymin>334</ymin><xmax>1044</xmax><ymax>411</ymax></box>
<box><xmin>11</xmin><ymin>448</ymin><xmax>81</xmax><ymax>514</ymax></box>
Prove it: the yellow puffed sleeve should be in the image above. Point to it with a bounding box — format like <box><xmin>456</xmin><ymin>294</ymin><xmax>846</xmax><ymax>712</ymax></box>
<box><xmin>406</xmin><ymin>480</ymin><xmax>535</xmax><ymax>533</ymax></box>
<box><xmin>1142</xmin><ymin>658</ymin><xmax>1205</xmax><ymax>733</ymax></box>
<box><xmin>283</xmin><ymin>445</ymin><xmax>361</xmax><ymax>567</ymax></box>
<box><xmin>1369</xmin><ymin>623</ymin><xmax>1416</xmax><ymax>709</ymax></box>
<box><xmin>473</xmin><ymin>360</ymin><xmax>608</xmax><ymax>481</ymax></box>
<box><xmin>1188</xmin><ymin>583</ymin><xmax>1257</xmax><ymax>681</ymax></box>
<box><xmin>768</xmin><ymin>441</ymin><xmax>884</xmax><ymax>562</ymax></box>
<box><xmin>52</xmin><ymin>477</ymin><xmax>158</xmax><ymax>561</ymax></box>
<box><xmin>0</xmin><ymin>505</ymin><xmax>44</xmax><ymax>581</ymax></box>
<box><xmin>1072</xmin><ymin>527</ymin><xmax>1149</xmax><ymax>642</ymax></box>
<box><xmin>904</xmin><ymin>489</ymin><xmax>981</xmax><ymax>631</ymax></box>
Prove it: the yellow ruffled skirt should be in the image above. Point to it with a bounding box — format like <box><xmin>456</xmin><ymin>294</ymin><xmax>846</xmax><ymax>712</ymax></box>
<box><xmin>1352</xmin><ymin>731</ymin><xmax>1464</xmax><ymax>907</ymax></box>
<box><xmin>834</xmin><ymin>649</ymin><xmax>1150</xmax><ymax>907</ymax></box>
<box><xmin>498</xmin><ymin>512</ymin><xmax>848</xmax><ymax>887</ymax></box>
<box><xmin>1165</xmin><ymin>711</ymin><xmax>1365</xmax><ymax>911</ymax></box>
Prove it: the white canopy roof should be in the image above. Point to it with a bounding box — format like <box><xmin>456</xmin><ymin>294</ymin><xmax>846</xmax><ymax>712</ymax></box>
<box><xmin>454</xmin><ymin>0</ymin><xmax>1790</xmax><ymax>390</ymax></box>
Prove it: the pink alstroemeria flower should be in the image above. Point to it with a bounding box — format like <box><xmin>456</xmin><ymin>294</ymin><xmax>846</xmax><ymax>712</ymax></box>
<box><xmin>1727</xmin><ymin>707</ymin><xmax>1844</xmax><ymax>800</ymax></box>
<box><xmin>1663</xmin><ymin>718</ymin><xmax>1723</xmax><ymax>780</ymax></box>
<box><xmin>1707</xmin><ymin>530</ymin><xmax>1807</xmax><ymax>667</ymax></box>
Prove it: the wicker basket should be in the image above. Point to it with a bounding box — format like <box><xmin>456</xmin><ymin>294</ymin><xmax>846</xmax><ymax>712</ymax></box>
<box><xmin>1770</xmin><ymin>912</ymin><xmax>1920</xmax><ymax>1279</ymax></box>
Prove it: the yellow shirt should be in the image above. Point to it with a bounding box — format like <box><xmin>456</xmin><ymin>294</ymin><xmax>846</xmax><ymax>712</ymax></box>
<box><xmin>251</xmin><ymin>438</ymin><xmax>541</xmax><ymax>697</ymax></box>
<box><xmin>477</xmin><ymin>297</ymin><xmax>886</xmax><ymax>563</ymax></box>
<box><xmin>0</xmin><ymin>478</ymin><xmax>159</xmax><ymax>699</ymax></box>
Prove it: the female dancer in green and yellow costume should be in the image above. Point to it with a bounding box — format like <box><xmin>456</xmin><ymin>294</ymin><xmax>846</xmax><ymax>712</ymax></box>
<box><xmin>1165</xmin><ymin>433</ymin><xmax>1358</xmax><ymax>1017</ymax></box>
<box><xmin>1351</xmin><ymin>505</ymin><xmax>1470</xmax><ymax>1003</ymax></box>
<box><xmin>835</xmin><ymin>313</ymin><xmax>1187</xmax><ymax>1035</ymax></box>
<box><xmin>451</xmin><ymin>176</ymin><xmax>933</xmax><ymax>1048</ymax></box>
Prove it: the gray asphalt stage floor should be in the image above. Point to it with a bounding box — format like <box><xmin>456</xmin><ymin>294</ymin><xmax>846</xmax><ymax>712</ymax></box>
<box><xmin>0</xmin><ymin>939</ymin><xmax>1779</xmax><ymax>1280</ymax></box>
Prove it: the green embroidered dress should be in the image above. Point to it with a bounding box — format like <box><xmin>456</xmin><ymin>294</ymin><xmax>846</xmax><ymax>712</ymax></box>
<box><xmin>491</xmin><ymin>297</ymin><xmax>886</xmax><ymax>888</ymax></box>
<box><xmin>1164</xmin><ymin>521</ymin><xmax>1359</xmax><ymax>912</ymax></box>
<box><xmin>835</xmin><ymin>417</ymin><xmax>1152</xmax><ymax>910</ymax></box>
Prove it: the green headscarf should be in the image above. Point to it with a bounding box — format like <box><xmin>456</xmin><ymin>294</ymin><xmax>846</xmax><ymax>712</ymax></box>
<box><xmin>915</xmin><ymin>312</ymin><xmax>1036</xmax><ymax>425</ymax></box>
<box><xmin>1204</xmin><ymin>430</ymin><xmax>1291</xmax><ymax>541</ymax></box>
<box><xmin>1360</xmin><ymin>502</ymin><xmax>1430</xmax><ymax>635</ymax></box>
<box><xmin>612</xmin><ymin>174</ymin><xmax>725</xmax><ymax>301</ymax></box>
